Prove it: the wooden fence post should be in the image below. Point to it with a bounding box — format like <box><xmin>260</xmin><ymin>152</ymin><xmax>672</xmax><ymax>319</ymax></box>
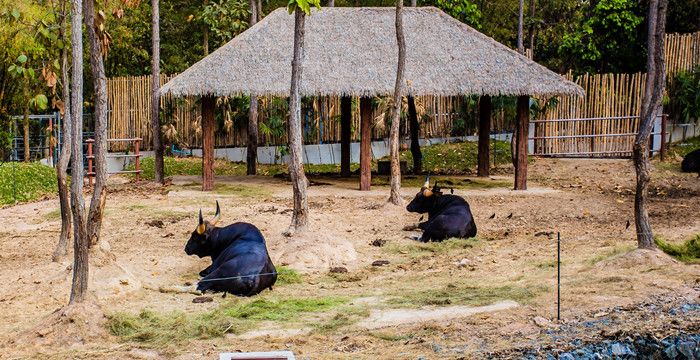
<box><xmin>340</xmin><ymin>96</ymin><xmax>352</xmax><ymax>177</ymax></box>
<box><xmin>134</xmin><ymin>138</ymin><xmax>141</xmax><ymax>182</ymax></box>
<box><xmin>478</xmin><ymin>95</ymin><xmax>491</xmax><ymax>177</ymax></box>
<box><xmin>86</xmin><ymin>139</ymin><xmax>94</xmax><ymax>186</ymax></box>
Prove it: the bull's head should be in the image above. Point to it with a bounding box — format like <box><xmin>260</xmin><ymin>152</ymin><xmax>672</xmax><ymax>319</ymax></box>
<box><xmin>406</xmin><ymin>176</ymin><xmax>442</xmax><ymax>214</ymax></box>
<box><xmin>184</xmin><ymin>201</ymin><xmax>221</xmax><ymax>257</ymax></box>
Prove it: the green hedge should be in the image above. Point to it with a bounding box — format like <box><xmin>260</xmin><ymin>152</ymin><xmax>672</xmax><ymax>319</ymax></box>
<box><xmin>0</xmin><ymin>162</ymin><xmax>57</xmax><ymax>205</ymax></box>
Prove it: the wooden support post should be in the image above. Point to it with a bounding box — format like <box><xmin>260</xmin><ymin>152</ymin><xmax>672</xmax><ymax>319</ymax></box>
<box><xmin>86</xmin><ymin>139</ymin><xmax>94</xmax><ymax>186</ymax></box>
<box><xmin>359</xmin><ymin>97</ymin><xmax>372</xmax><ymax>191</ymax></box>
<box><xmin>340</xmin><ymin>96</ymin><xmax>352</xmax><ymax>177</ymax></box>
<box><xmin>514</xmin><ymin>95</ymin><xmax>529</xmax><ymax>190</ymax></box>
<box><xmin>134</xmin><ymin>138</ymin><xmax>141</xmax><ymax>182</ymax></box>
<box><xmin>202</xmin><ymin>96</ymin><xmax>216</xmax><ymax>191</ymax></box>
<box><xmin>660</xmin><ymin>113</ymin><xmax>667</xmax><ymax>161</ymax></box>
<box><xmin>408</xmin><ymin>96</ymin><xmax>422</xmax><ymax>175</ymax></box>
<box><xmin>478</xmin><ymin>95</ymin><xmax>492</xmax><ymax>177</ymax></box>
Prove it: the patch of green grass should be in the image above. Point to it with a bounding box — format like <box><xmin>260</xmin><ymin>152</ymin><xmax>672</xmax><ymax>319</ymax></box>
<box><xmin>107</xmin><ymin>308</ymin><xmax>240</xmax><ymax>346</ymax></box>
<box><xmin>178</xmin><ymin>182</ymin><xmax>271</xmax><ymax>197</ymax></box>
<box><xmin>108</xmin><ymin>295</ymin><xmax>348</xmax><ymax>346</ymax></box>
<box><xmin>276</xmin><ymin>266</ymin><xmax>303</xmax><ymax>285</ymax></box>
<box><xmin>387</xmin><ymin>283</ymin><xmax>546</xmax><ymax>307</ymax></box>
<box><xmin>128</xmin><ymin>157</ymin><xmax>247</xmax><ymax>180</ymax></box>
<box><xmin>386</xmin><ymin>237</ymin><xmax>480</xmax><ymax>257</ymax></box>
<box><xmin>668</xmin><ymin>136</ymin><xmax>700</xmax><ymax>158</ymax></box>
<box><xmin>0</xmin><ymin>162</ymin><xmax>57</xmax><ymax>205</ymax></box>
<box><xmin>655</xmin><ymin>236</ymin><xmax>700</xmax><ymax>263</ymax></box>
<box><xmin>313</xmin><ymin>305</ymin><xmax>370</xmax><ymax>333</ymax></box>
<box><xmin>223</xmin><ymin>297</ymin><xmax>347</xmax><ymax>321</ymax></box>
<box><xmin>369</xmin><ymin>331</ymin><xmax>415</xmax><ymax>342</ymax></box>
<box><xmin>390</xmin><ymin>140</ymin><xmax>512</xmax><ymax>175</ymax></box>
<box><xmin>43</xmin><ymin>208</ymin><xmax>62</xmax><ymax>221</ymax></box>
<box><xmin>587</xmin><ymin>244</ymin><xmax>635</xmax><ymax>265</ymax></box>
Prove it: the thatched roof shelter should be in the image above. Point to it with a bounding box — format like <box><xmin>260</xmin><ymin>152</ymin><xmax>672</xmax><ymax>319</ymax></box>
<box><xmin>160</xmin><ymin>7</ymin><xmax>583</xmax><ymax>98</ymax></box>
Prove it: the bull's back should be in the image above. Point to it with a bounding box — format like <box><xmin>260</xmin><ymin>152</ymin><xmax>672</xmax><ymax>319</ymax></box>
<box><xmin>681</xmin><ymin>149</ymin><xmax>700</xmax><ymax>173</ymax></box>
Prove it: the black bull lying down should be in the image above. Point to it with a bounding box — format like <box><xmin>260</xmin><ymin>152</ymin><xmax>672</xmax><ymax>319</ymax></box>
<box><xmin>406</xmin><ymin>177</ymin><xmax>477</xmax><ymax>242</ymax></box>
<box><xmin>681</xmin><ymin>148</ymin><xmax>700</xmax><ymax>176</ymax></box>
<box><xmin>184</xmin><ymin>202</ymin><xmax>277</xmax><ymax>296</ymax></box>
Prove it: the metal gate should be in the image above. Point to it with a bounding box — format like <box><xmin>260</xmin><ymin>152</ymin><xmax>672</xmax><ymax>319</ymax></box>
<box><xmin>530</xmin><ymin>114</ymin><xmax>666</xmax><ymax>158</ymax></box>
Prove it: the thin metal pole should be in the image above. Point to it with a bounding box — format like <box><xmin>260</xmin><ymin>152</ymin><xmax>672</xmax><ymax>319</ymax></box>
<box><xmin>557</xmin><ymin>231</ymin><xmax>561</xmax><ymax>321</ymax></box>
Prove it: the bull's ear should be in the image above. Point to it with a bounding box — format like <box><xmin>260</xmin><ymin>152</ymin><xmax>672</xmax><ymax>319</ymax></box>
<box><xmin>422</xmin><ymin>188</ymin><xmax>433</xmax><ymax>197</ymax></box>
<box><xmin>197</xmin><ymin>209</ymin><xmax>206</xmax><ymax>235</ymax></box>
<box><xmin>211</xmin><ymin>200</ymin><xmax>221</xmax><ymax>226</ymax></box>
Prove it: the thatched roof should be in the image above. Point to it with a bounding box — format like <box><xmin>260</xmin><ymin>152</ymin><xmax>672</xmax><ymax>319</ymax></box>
<box><xmin>161</xmin><ymin>7</ymin><xmax>583</xmax><ymax>98</ymax></box>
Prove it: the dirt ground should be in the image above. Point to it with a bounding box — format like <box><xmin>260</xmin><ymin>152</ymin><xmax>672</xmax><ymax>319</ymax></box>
<box><xmin>0</xmin><ymin>157</ymin><xmax>698</xmax><ymax>359</ymax></box>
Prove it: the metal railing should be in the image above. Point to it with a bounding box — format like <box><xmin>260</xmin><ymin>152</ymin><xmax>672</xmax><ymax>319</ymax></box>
<box><xmin>85</xmin><ymin>138</ymin><xmax>142</xmax><ymax>185</ymax></box>
<box><xmin>529</xmin><ymin>114</ymin><xmax>668</xmax><ymax>159</ymax></box>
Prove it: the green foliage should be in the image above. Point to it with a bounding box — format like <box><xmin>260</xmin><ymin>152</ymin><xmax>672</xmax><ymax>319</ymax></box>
<box><xmin>668</xmin><ymin>66</ymin><xmax>700</xmax><ymax>124</ymax></box>
<box><xmin>434</xmin><ymin>0</ymin><xmax>481</xmax><ymax>29</ymax></box>
<box><xmin>201</xmin><ymin>0</ymin><xmax>250</xmax><ymax>46</ymax></box>
<box><xmin>0</xmin><ymin>162</ymin><xmax>57</xmax><ymax>205</ymax></box>
<box><xmin>287</xmin><ymin>0</ymin><xmax>321</xmax><ymax>16</ymax></box>
<box><xmin>558</xmin><ymin>0</ymin><xmax>645</xmax><ymax>73</ymax></box>
<box><xmin>655</xmin><ymin>236</ymin><xmax>700</xmax><ymax>263</ymax></box>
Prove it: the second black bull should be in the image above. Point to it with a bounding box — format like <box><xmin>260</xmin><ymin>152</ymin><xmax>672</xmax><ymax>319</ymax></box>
<box><xmin>406</xmin><ymin>177</ymin><xmax>478</xmax><ymax>242</ymax></box>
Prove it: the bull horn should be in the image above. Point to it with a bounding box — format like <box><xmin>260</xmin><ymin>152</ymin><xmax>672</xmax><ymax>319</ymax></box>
<box><xmin>423</xmin><ymin>176</ymin><xmax>430</xmax><ymax>188</ymax></box>
<box><xmin>211</xmin><ymin>201</ymin><xmax>221</xmax><ymax>226</ymax></box>
<box><xmin>197</xmin><ymin>209</ymin><xmax>206</xmax><ymax>235</ymax></box>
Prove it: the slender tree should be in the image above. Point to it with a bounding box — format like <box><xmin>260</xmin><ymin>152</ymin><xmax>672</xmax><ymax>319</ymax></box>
<box><xmin>84</xmin><ymin>0</ymin><xmax>110</xmax><ymax>250</ymax></box>
<box><xmin>285</xmin><ymin>0</ymin><xmax>320</xmax><ymax>235</ymax></box>
<box><xmin>203</xmin><ymin>0</ymin><xmax>209</xmax><ymax>56</ymax></box>
<box><xmin>53</xmin><ymin>0</ymin><xmax>72</xmax><ymax>262</ymax></box>
<box><xmin>247</xmin><ymin>0</ymin><xmax>259</xmax><ymax>175</ymax></box>
<box><xmin>407</xmin><ymin>0</ymin><xmax>421</xmax><ymax>175</ymax></box>
<box><xmin>152</xmin><ymin>0</ymin><xmax>164</xmax><ymax>184</ymax></box>
<box><xmin>68</xmin><ymin>0</ymin><xmax>88</xmax><ymax>304</ymax></box>
<box><xmin>633</xmin><ymin>0</ymin><xmax>668</xmax><ymax>249</ymax></box>
<box><xmin>328</xmin><ymin>0</ymin><xmax>334</xmax><ymax>6</ymax></box>
<box><xmin>517</xmin><ymin>0</ymin><xmax>525</xmax><ymax>54</ymax></box>
<box><xmin>388</xmin><ymin>0</ymin><xmax>406</xmax><ymax>205</ymax></box>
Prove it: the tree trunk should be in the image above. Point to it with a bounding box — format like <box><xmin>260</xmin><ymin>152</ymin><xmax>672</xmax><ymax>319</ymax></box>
<box><xmin>202</xmin><ymin>96</ymin><xmax>215</xmax><ymax>191</ymax></box>
<box><xmin>388</xmin><ymin>0</ymin><xmax>406</xmax><ymax>206</ymax></box>
<box><xmin>411</xmin><ymin>0</ymin><xmax>417</xmax><ymax>6</ymax></box>
<box><xmin>408</xmin><ymin>96</ymin><xmax>421</xmax><ymax>175</ymax></box>
<box><xmin>69</xmin><ymin>0</ymin><xmax>88</xmax><ymax>304</ymax></box>
<box><xmin>528</xmin><ymin>0</ymin><xmax>536</xmax><ymax>57</ymax></box>
<box><xmin>247</xmin><ymin>0</ymin><xmax>258</xmax><ymax>176</ymax></box>
<box><xmin>359</xmin><ymin>97</ymin><xmax>372</xmax><ymax>191</ymax></box>
<box><xmin>327</xmin><ymin>0</ymin><xmax>334</xmax><ymax>6</ymax></box>
<box><xmin>478</xmin><ymin>95</ymin><xmax>491</xmax><ymax>177</ymax></box>
<box><xmin>340</xmin><ymin>96</ymin><xmax>352</xmax><ymax>177</ymax></box>
<box><xmin>517</xmin><ymin>0</ymin><xmax>524</xmax><ymax>54</ymax></box>
<box><xmin>514</xmin><ymin>95</ymin><xmax>529</xmax><ymax>190</ymax></box>
<box><xmin>633</xmin><ymin>0</ymin><xmax>668</xmax><ymax>249</ymax></box>
<box><xmin>203</xmin><ymin>0</ymin><xmax>209</xmax><ymax>56</ymax></box>
<box><xmin>152</xmin><ymin>0</ymin><xmax>164</xmax><ymax>184</ymax></box>
<box><xmin>23</xmin><ymin>87</ymin><xmax>29</xmax><ymax>162</ymax></box>
<box><xmin>257</xmin><ymin>0</ymin><xmax>262</xmax><ymax>20</ymax></box>
<box><xmin>53</xmin><ymin>0</ymin><xmax>72</xmax><ymax>262</ymax></box>
<box><xmin>84</xmin><ymin>0</ymin><xmax>110</xmax><ymax>251</ymax></box>
<box><xmin>285</xmin><ymin>8</ymin><xmax>309</xmax><ymax>235</ymax></box>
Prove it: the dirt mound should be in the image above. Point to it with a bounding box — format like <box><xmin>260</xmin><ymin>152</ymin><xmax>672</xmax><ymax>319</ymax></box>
<box><xmin>274</xmin><ymin>232</ymin><xmax>357</xmax><ymax>272</ymax></box>
<box><xmin>10</xmin><ymin>301</ymin><xmax>110</xmax><ymax>351</ymax></box>
<box><xmin>597</xmin><ymin>248</ymin><xmax>677</xmax><ymax>269</ymax></box>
